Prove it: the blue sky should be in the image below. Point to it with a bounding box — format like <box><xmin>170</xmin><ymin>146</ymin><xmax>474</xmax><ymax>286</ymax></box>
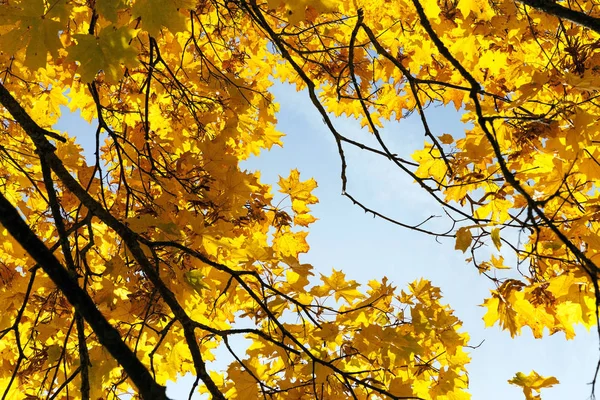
<box><xmin>239</xmin><ymin>83</ymin><xmax>598</xmax><ymax>400</ymax></box>
<box><xmin>57</xmin><ymin>83</ymin><xmax>598</xmax><ymax>399</ymax></box>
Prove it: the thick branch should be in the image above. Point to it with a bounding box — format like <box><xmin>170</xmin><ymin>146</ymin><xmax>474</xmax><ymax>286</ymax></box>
<box><xmin>516</xmin><ymin>0</ymin><xmax>600</xmax><ymax>34</ymax></box>
<box><xmin>41</xmin><ymin>161</ymin><xmax>91</xmax><ymax>400</ymax></box>
<box><xmin>0</xmin><ymin>193</ymin><xmax>168</xmax><ymax>400</ymax></box>
<box><xmin>0</xmin><ymin>82</ymin><xmax>225</xmax><ymax>400</ymax></box>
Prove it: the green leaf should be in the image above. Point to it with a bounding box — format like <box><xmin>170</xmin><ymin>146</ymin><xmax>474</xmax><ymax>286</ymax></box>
<box><xmin>96</xmin><ymin>0</ymin><xmax>125</xmax><ymax>22</ymax></box>
<box><xmin>0</xmin><ymin>0</ymin><xmax>66</xmax><ymax>70</ymax></box>
<box><xmin>132</xmin><ymin>0</ymin><xmax>195</xmax><ymax>37</ymax></box>
<box><xmin>68</xmin><ymin>26</ymin><xmax>140</xmax><ymax>83</ymax></box>
<box><xmin>24</xmin><ymin>19</ymin><xmax>63</xmax><ymax>70</ymax></box>
<box><xmin>184</xmin><ymin>270</ymin><xmax>209</xmax><ymax>294</ymax></box>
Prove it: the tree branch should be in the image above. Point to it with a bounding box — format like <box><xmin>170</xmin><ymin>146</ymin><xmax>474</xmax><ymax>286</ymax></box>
<box><xmin>0</xmin><ymin>81</ymin><xmax>225</xmax><ymax>400</ymax></box>
<box><xmin>0</xmin><ymin>192</ymin><xmax>169</xmax><ymax>400</ymax></box>
<box><xmin>516</xmin><ymin>0</ymin><xmax>600</xmax><ymax>34</ymax></box>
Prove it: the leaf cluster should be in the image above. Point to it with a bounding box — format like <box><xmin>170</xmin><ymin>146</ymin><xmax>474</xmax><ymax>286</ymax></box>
<box><xmin>2</xmin><ymin>0</ymin><xmax>600</xmax><ymax>398</ymax></box>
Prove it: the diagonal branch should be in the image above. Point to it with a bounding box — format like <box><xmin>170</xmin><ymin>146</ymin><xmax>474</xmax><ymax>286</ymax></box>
<box><xmin>0</xmin><ymin>192</ymin><xmax>169</xmax><ymax>400</ymax></box>
<box><xmin>40</xmin><ymin>158</ymin><xmax>90</xmax><ymax>400</ymax></box>
<box><xmin>516</xmin><ymin>0</ymin><xmax>600</xmax><ymax>34</ymax></box>
<box><xmin>0</xmin><ymin>81</ymin><xmax>225</xmax><ymax>400</ymax></box>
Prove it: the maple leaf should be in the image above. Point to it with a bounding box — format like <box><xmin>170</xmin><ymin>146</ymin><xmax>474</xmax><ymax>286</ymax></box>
<box><xmin>184</xmin><ymin>269</ymin><xmax>210</xmax><ymax>294</ymax></box>
<box><xmin>68</xmin><ymin>26</ymin><xmax>140</xmax><ymax>82</ymax></box>
<box><xmin>311</xmin><ymin>269</ymin><xmax>363</xmax><ymax>303</ymax></box>
<box><xmin>278</xmin><ymin>169</ymin><xmax>318</xmax><ymax>206</ymax></box>
<box><xmin>275</xmin><ymin>0</ymin><xmax>338</xmax><ymax>25</ymax></box>
<box><xmin>491</xmin><ymin>227</ymin><xmax>501</xmax><ymax>250</ymax></box>
<box><xmin>226</xmin><ymin>364</ymin><xmax>259</xmax><ymax>399</ymax></box>
<box><xmin>455</xmin><ymin>227</ymin><xmax>472</xmax><ymax>253</ymax></box>
<box><xmin>509</xmin><ymin>371</ymin><xmax>559</xmax><ymax>400</ymax></box>
<box><xmin>438</xmin><ymin>133</ymin><xmax>454</xmax><ymax>144</ymax></box>
<box><xmin>132</xmin><ymin>0</ymin><xmax>195</xmax><ymax>36</ymax></box>
<box><xmin>0</xmin><ymin>0</ymin><xmax>67</xmax><ymax>70</ymax></box>
<box><xmin>273</xmin><ymin>229</ymin><xmax>310</xmax><ymax>257</ymax></box>
<box><xmin>96</xmin><ymin>0</ymin><xmax>126</xmax><ymax>22</ymax></box>
<box><xmin>3</xmin><ymin>0</ymin><xmax>600</xmax><ymax>397</ymax></box>
<box><xmin>279</xmin><ymin>169</ymin><xmax>319</xmax><ymax>226</ymax></box>
<box><xmin>412</xmin><ymin>144</ymin><xmax>448</xmax><ymax>183</ymax></box>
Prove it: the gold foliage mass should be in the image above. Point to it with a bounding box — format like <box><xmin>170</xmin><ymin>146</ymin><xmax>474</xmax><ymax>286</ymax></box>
<box><xmin>1</xmin><ymin>0</ymin><xmax>600</xmax><ymax>398</ymax></box>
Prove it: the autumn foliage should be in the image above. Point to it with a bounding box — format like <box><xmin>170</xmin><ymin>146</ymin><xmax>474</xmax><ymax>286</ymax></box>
<box><xmin>0</xmin><ymin>0</ymin><xmax>598</xmax><ymax>398</ymax></box>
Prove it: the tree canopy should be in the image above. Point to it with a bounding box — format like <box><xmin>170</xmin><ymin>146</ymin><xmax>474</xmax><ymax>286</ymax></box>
<box><xmin>0</xmin><ymin>0</ymin><xmax>599</xmax><ymax>398</ymax></box>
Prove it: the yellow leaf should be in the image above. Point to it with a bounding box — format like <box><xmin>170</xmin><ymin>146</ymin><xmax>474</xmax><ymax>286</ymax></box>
<box><xmin>439</xmin><ymin>133</ymin><xmax>454</xmax><ymax>144</ymax></box>
<box><xmin>279</xmin><ymin>0</ymin><xmax>337</xmax><ymax>25</ymax></box>
<box><xmin>389</xmin><ymin>378</ymin><xmax>415</xmax><ymax>397</ymax></box>
<box><xmin>422</xmin><ymin>0</ymin><xmax>442</xmax><ymax>21</ymax></box>
<box><xmin>314</xmin><ymin>362</ymin><xmax>334</xmax><ymax>384</ymax></box>
<box><xmin>455</xmin><ymin>227</ymin><xmax>472</xmax><ymax>253</ymax></box>
<box><xmin>96</xmin><ymin>0</ymin><xmax>125</xmax><ymax>22</ymax></box>
<box><xmin>0</xmin><ymin>0</ymin><xmax>66</xmax><ymax>70</ymax></box>
<box><xmin>508</xmin><ymin>371</ymin><xmax>559</xmax><ymax>400</ymax></box>
<box><xmin>279</xmin><ymin>169</ymin><xmax>318</xmax><ymax>204</ymax></box>
<box><xmin>456</xmin><ymin>0</ymin><xmax>476</xmax><ymax>18</ymax></box>
<box><xmin>412</xmin><ymin>145</ymin><xmax>448</xmax><ymax>183</ymax></box>
<box><xmin>0</xmin><ymin>377</ymin><xmax>20</xmax><ymax>400</ymax></box>
<box><xmin>491</xmin><ymin>228</ymin><xmax>501</xmax><ymax>250</ymax></box>
<box><xmin>273</xmin><ymin>229</ymin><xmax>310</xmax><ymax>257</ymax></box>
<box><xmin>47</xmin><ymin>344</ymin><xmax>62</xmax><ymax>364</ymax></box>
<box><xmin>294</xmin><ymin>213</ymin><xmax>317</xmax><ymax>227</ymax></box>
<box><xmin>482</xmin><ymin>296</ymin><xmax>499</xmax><ymax>327</ymax></box>
<box><xmin>227</xmin><ymin>365</ymin><xmax>259</xmax><ymax>398</ymax></box>
<box><xmin>491</xmin><ymin>254</ymin><xmax>510</xmax><ymax>270</ymax></box>
<box><xmin>278</xmin><ymin>169</ymin><xmax>319</xmax><ymax>226</ymax></box>
<box><xmin>311</xmin><ymin>269</ymin><xmax>362</xmax><ymax>303</ymax></box>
